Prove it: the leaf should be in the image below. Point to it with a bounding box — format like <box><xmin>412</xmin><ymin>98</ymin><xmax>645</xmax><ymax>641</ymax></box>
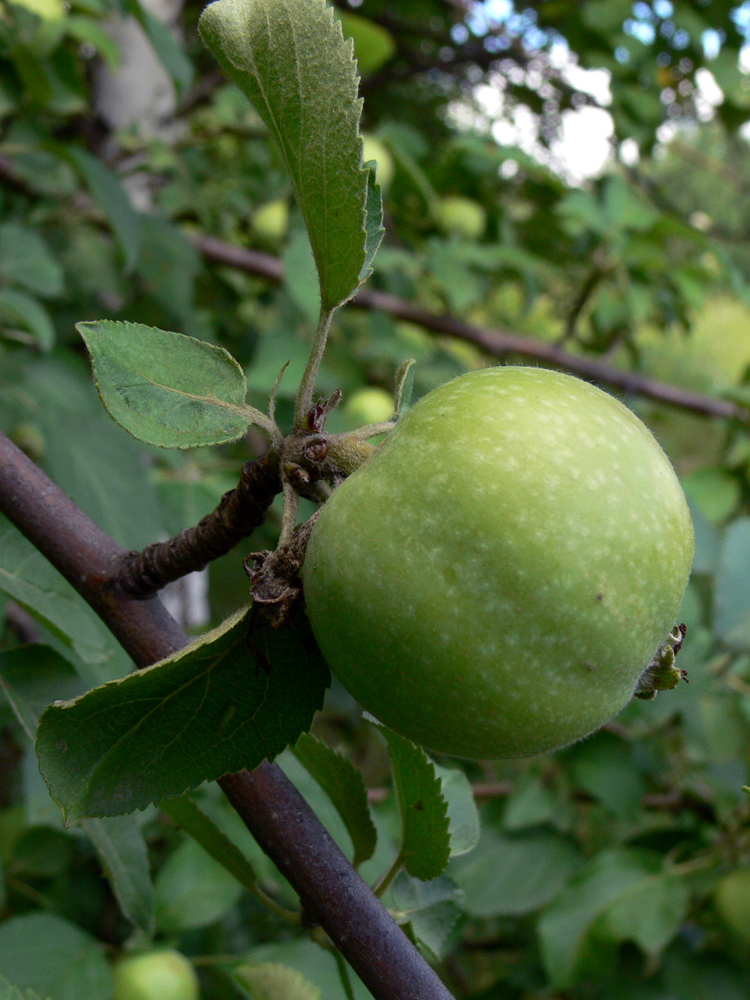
<box><xmin>432</xmin><ymin>762</ymin><xmax>480</xmax><ymax>858</ymax></box>
<box><xmin>77</xmin><ymin>319</ymin><xmax>261</xmax><ymax>448</ymax></box>
<box><xmin>282</xmin><ymin>228</ymin><xmax>321</xmax><ymax>327</ymax></box>
<box><xmin>0</xmin><ymin>518</ymin><xmax>125</xmax><ymax>684</ymax></box>
<box><xmin>564</xmin><ymin>731</ymin><xmax>645</xmax><ymax>819</ymax></box>
<box><xmin>714</xmin><ymin>518</ymin><xmax>750</xmax><ymax>648</ymax></box>
<box><xmin>450</xmin><ymin>826</ymin><xmax>582</xmax><ymax>918</ymax></box>
<box><xmin>199</xmin><ymin>0</ymin><xmax>382</xmax><ymax>311</ymax></box>
<box><xmin>154</xmin><ymin>836</ymin><xmax>244</xmax><ymax>932</ymax></box>
<box><xmin>0</xmin><ymin>222</ymin><xmax>63</xmax><ymax>298</ymax></box>
<box><xmin>84</xmin><ymin>816</ymin><xmax>155</xmax><ymax>935</ymax></box>
<box><xmin>39</xmin><ymin>410</ymin><xmax>167</xmax><ymax>551</ymax></box>
<box><xmin>367</xmin><ymin>718</ymin><xmax>450</xmax><ymax>881</ymax></box>
<box><xmin>0</xmin><ymin>975</ymin><xmax>50</xmax><ymax>1000</ymax></box>
<box><xmin>391</xmin><ymin>871</ymin><xmax>465</xmax><ymax>961</ymax></box>
<box><xmin>161</xmin><ymin>794</ymin><xmax>262</xmax><ymax>894</ymax></box>
<box><xmin>135</xmin><ymin>214</ymin><xmax>201</xmax><ymax>321</ymax></box>
<box><xmin>233</xmin><ymin>962</ymin><xmax>322</xmax><ymax>1000</ymax></box>
<box><xmin>67</xmin><ymin>147</ymin><xmax>142</xmax><ymax>272</ymax></box>
<box><xmin>394</xmin><ymin>358</ymin><xmax>416</xmax><ymax>416</ymax></box>
<box><xmin>123</xmin><ymin>0</ymin><xmax>194</xmax><ymax>94</ymax></box>
<box><xmin>537</xmin><ymin>848</ymin><xmax>689</xmax><ymax>989</ymax></box>
<box><xmin>0</xmin><ymin>645</ymin><xmax>87</xmax><ymax>743</ymax></box>
<box><xmin>0</xmin><ymin>913</ymin><xmax>113</xmax><ymax>1000</ymax></box>
<box><xmin>0</xmin><ymin>288</ymin><xmax>55</xmax><ymax>350</ymax></box>
<box><xmin>291</xmin><ymin>732</ymin><xmax>377</xmax><ymax>867</ymax></box>
<box><xmin>0</xmin><ymin>645</ymin><xmax>155</xmax><ymax>934</ymax></box>
<box><xmin>36</xmin><ymin>607</ymin><xmax>330</xmax><ymax>821</ymax></box>
<box><xmin>336</xmin><ymin>10</ymin><xmax>396</xmax><ymax>76</ymax></box>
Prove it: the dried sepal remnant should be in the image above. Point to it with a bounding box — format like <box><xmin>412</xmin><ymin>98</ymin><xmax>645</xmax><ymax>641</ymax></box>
<box><xmin>634</xmin><ymin>623</ymin><xmax>688</xmax><ymax>701</ymax></box>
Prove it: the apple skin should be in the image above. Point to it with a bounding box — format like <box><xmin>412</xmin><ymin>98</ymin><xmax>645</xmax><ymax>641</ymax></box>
<box><xmin>303</xmin><ymin>367</ymin><xmax>694</xmax><ymax>760</ymax></box>
<box><xmin>715</xmin><ymin>869</ymin><xmax>750</xmax><ymax>944</ymax></box>
<box><xmin>113</xmin><ymin>950</ymin><xmax>199</xmax><ymax>1000</ymax></box>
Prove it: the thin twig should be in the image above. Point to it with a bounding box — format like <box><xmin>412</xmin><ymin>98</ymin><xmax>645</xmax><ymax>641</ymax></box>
<box><xmin>190</xmin><ymin>234</ymin><xmax>747</xmax><ymax>423</ymax></box>
<box><xmin>116</xmin><ymin>451</ymin><xmax>282</xmax><ymax>598</ymax></box>
<box><xmin>0</xmin><ymin>430</ymin><xmax>456</xmax><ymax>1000</ymax></box>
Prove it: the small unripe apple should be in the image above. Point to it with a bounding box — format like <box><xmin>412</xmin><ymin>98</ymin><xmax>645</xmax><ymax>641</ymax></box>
<box><xmin>434</xmin><ymin>196</ymin><xmax>486</xmax><ymax>239</ymax></box>
<box><xmin>113</xmin><ymin>950</ymin><xmax>199</xmax><ymax>1000</ymax></box>
<box><xmin>251</xmin><ymin>199</ymin><xmax>289</xmax><ymax>242</ymax></box>
<box><xmin>303</xmin><ymin>367</ymin><xmax>693</xmax><ymax>760</ymax></box>
<box><xmin>361</xmin><ymin>134</ymin><xmax>394</xmax><ymax>189</ymax></box>
<box><xmin>715</xmin><ymin>869</ymin><xmax>750</xmax><ymax>944</ymax></box>
<box><xmin>343</xmin><ymin>387</ymin><xmax>395</xmax><ymax>427</ymax></box>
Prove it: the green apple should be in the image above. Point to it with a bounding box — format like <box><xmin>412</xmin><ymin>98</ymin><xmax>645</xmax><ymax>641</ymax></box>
<box><xmin>434</xmin><ymin>196</ymin><xmax>486</xmax><ymax>239</ymax></box>
<box><xmin>113</xmin><ymin>950</ymin><xmax>199</xmax><ymax>1000</ymax></box>
<box><xmin>361</xmin><ymin>134</ymin><xmax>394</xmax><ymax>189</ymax></box>
<box><xmin>303</xmin><ymin>367</ymin><xmax>694</xmax><ymax>760</ymax></box>
<box><xmin>343</xmin><ymin>387</ymin><xmax>395</xmax><ymax>428</ymax></box>
<box><xmin>251</xmin><ymin>199</ymin><xmax>289</xmax><ymax>242</ymax></box>
<box><xmin>715</xmin><ymin>869</ymin><xmax>750</xmax><ymax>944</ymax></box>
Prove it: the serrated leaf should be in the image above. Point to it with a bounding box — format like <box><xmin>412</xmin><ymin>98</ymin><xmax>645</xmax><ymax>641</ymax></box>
<box><xmin>0</xmin><ymin>645</ymin><xmax>155</xmax><ymax>934</ymax></box>
<box><xmin>161</xmin><ymin>794</ymin><xmax>261</xmax><ymax>894</ymax></box>
<box><xmin>233</xmin><ymin>962</ymin><xmax>322</xmax><ymax>1000</ymax></box>
<box><xmin>367</xmin><ymin>717</ymin><xmax>450</xmax><ymax>881</ymax></box>
<box><xmin>199</xmin><ymin>0</ymin><xmax>382</xmax><ymax>311</ymax></box>
<box><xmin>291</xmin><ymin>732</ymin><xmax>376</xmax><ymax>867</ymax></box>
<box><xmin>77</xmin><ymin>320</ymin><xmax>259</xmax><ymax>448</ymax></box>
<box><xmin>0</xmin><ymin>975</ymin><xmax>50</xmax><ymax>1000</ymax></box>
<box><xmin>36</xmin><ymin>608</ymin><xmax>330</xmax><ymax>821</ymax></box>
<box><xmin>67</xmin><ymin>147</ymin><xmax>141</xmax><ymax>272</ymax></box>
<box><xmin>0</xmin><ymin>518</ymin><xmax>125</xmax><ymax>684</ymax></box>
<box><xmin>538</xmin><ymin>848</ymin><xmax>689</xmax><ymax>989</ymax></box>
<box><xmin>336</xmin><ymin>9</ymin><xmax>396</xmax><ymax>75</ymax></box>
<box><xmin>432</xmin><ymin>763</ymin><xmax>479</xmax><ymax>857</ymax></box>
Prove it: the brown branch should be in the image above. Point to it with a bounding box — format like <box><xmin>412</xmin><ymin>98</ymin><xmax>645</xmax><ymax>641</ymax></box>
<box><xmin>0</xmin><ymin>430</ymin><xmax>455</xmax><ymax>1000</ymax></box>
<box><xmin>190</xmin><ymin>234</ymin><xmax>746</xmax><ymax>423</ymax></box>
<box><xmin>116</xmin><ymin>451</ymin><xmax>282</xmax><ymax>598</ymax></box>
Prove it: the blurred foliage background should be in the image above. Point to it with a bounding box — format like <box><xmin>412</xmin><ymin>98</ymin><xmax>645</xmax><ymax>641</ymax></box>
<box><xmin>2</xmin><ymin>0</ymin><xmax>750</xmax><ymax>997</ymax></box>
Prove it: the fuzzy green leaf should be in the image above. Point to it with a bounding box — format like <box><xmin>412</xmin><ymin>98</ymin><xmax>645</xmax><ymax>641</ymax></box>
<box><xmin>36</xmin><ymin>608</ymin><xmax>330</xmax><ymax>821</ymax></box>
<box><xmin>367</xmin><ymin>717</ymin><xmax>450</xmax><ymax>881</ymax></box>
<box><xmin>199</xmin><ymin>0</ymin><xmax>382</xmax><ymax>311</ymax></box>
<box><xmin>292</xmin><ymin>732</ymin><xmax>377</xmax><ymax>867</ymax></box>
<box><xmin>77</xmin><ymin>320</ymin><xmax>259</xmax><ymax>448</ymax></box>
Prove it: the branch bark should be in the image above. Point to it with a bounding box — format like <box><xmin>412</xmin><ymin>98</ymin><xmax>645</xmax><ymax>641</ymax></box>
<box><xmin>116</xmin><ymin>451</ymin><xmax>282</xmax><ymax>598</ymax></box>
<box><xmin>190</xmin><ymin>234</ymin><xmax>746</xmax><ymax>423</ymax></box>
<box><xmin>0</xmin><ymin>430</ymin><xmax>455</xmax><ymax>1000</ymax></box>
